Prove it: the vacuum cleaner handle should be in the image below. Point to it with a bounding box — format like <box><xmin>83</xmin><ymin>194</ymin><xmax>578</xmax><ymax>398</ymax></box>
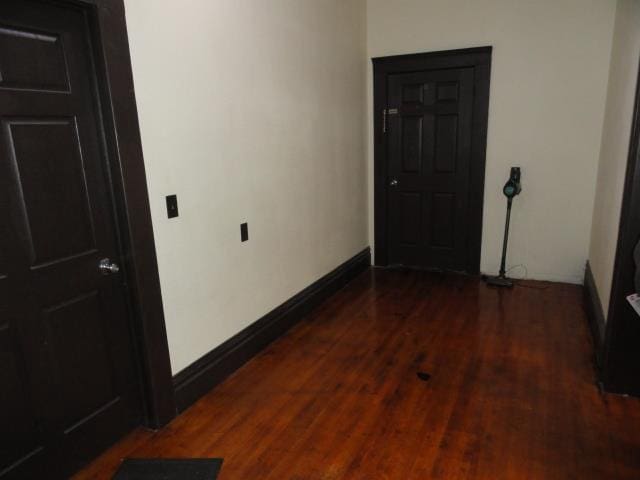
<box><xmin>503</xmin><ymin>167</ymin><xmax>521</xmax><ymax>198</ymax></box>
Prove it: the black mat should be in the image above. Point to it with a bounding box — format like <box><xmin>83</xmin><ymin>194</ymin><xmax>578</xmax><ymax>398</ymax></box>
<box><xmin>113</xmin><ymin>458</ymin><xmax>223</xmax><ymax>480</ymax></box>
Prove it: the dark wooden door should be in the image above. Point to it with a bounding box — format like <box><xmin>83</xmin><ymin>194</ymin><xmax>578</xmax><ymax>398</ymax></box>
<box><xmin>386</xmin><ymin>68</ymin><xmax>475</xmax><ymax>271</ymax></box>
<box><xmin>0</xmin><ymin>1</ymin><xmax>140</xmax><ymax>478</ymax></box>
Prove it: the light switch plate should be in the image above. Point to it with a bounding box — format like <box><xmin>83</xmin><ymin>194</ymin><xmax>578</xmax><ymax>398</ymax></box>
<box><xmin>166</xmin><ymin>195</ymin><xmax>178</xmax><ymax>218</ymax></box>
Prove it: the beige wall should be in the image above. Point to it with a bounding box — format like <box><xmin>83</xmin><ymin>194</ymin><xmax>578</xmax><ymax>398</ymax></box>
<box><xmin>123</xmin><ymin>0</ymin><xmax>368</xmax><ymax>374</ymax></box>
<box><xmin>367</xmin><ymin>0</ymin><xmax>616</xmax><ymax>283</ymax></box>
<box><xmin>589</xmin><ymin>0</ymin><xmax>640</xmax><ymax>318</ymax></box>
<box><xmin>122</xmin><ymin>0</ymin><xmax>627</xmax><ymax>373</ymax></box>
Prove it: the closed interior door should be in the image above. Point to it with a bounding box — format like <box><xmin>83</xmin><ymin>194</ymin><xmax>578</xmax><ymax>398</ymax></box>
<box><xmin>386</xmin><ymin>67</ymin><xmax>476</xmax><ymax>271</ymax></box>
<box><xmin>0</xmin><ymin>1</ymin><xmax>140</xmax><ymax>477</ymax></box>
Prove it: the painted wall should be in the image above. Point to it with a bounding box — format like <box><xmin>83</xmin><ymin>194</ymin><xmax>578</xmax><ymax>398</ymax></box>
<box><xmin>123</xmin><ymin>0</ymin><xmax>368</xmax><ymax>374</ymax></box>
<box><xmin>589</xmin><ymin>0</ymin><xmax>640</xmax><ymax>318</ymax></box>
<box><xmin>367</xmin><ymin>0</ymin><xmax>616</xmax><ymax>283</ymax></box>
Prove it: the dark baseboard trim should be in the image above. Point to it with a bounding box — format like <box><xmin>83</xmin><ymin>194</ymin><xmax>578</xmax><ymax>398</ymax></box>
<box><xmin>173</xmin><ymin>247</ymin><xmax>371</xmax><ymax>412</ymax></box>
<box><xmin>583</xmin><ymin>261</ymin><xmax>606</xmax><ymax>369</ymax></box>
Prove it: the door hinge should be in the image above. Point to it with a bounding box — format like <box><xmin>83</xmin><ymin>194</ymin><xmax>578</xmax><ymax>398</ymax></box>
<box><xmin>383</xmin><ymin>108</ymin><xmax>398</xmax><ymax>134</ymax></box>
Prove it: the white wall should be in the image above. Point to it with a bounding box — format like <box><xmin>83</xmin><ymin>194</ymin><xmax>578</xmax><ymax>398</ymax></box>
<box><xmin>123</xmin><ymin>0</ymin><xmax>368</xmax><ymax>374</ymax></box>
<box><xmin>589</xmin><ymin>0</ymin><xmax>640</xmax><ymax>317</ymax></box>
<box><xmin>367</xmin><ymin>0</ymin><xmax>616</xmax><ymax>283</ymax></box>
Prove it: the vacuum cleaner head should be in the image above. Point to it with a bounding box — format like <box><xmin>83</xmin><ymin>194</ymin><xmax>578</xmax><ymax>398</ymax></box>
<box><xmin>485</xmin><ymin>275</ymin><xmax>514</xmax><ymax>288</ymax></box>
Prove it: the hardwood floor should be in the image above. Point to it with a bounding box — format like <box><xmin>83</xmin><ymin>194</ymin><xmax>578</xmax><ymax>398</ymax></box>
<box><xmin>75</xmin><ymin>269</ymin><xmax>640</xmax><ymax>479</ymax></box>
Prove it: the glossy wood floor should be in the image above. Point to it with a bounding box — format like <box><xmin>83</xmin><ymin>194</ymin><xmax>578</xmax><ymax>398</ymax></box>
<box><xmin>75</xmin><ymin>269</ymin><xmax>640</xmax><ymax>479</ymax></box>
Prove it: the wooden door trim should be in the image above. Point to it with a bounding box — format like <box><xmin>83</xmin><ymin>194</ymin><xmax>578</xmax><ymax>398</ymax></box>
<box><xmin>372</xmin><ymin>47</ymin><xmax>492</xmax><ymax>273</ymax></box>
<box><xmin>56</xmin><ymin>0</ymin><xmax>176</xmax><ymax>427</ymax></box>
<box><xmin>600</xmin><ymin>56</ymin><xmax>640</xmax><ymax>396</ymax></box>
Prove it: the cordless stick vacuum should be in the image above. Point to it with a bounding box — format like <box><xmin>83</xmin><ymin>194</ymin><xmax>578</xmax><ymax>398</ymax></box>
<box><xmin>486</xmin><ymin>167</ymin><xmax>522</xmax><ymax>288</ymax></box>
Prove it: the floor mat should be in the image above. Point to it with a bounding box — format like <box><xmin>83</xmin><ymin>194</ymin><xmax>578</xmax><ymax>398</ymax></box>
<box><xmin>113</xmin><ymin>458</ymin><xmax>223</xmax><ymax>480</ymax></box>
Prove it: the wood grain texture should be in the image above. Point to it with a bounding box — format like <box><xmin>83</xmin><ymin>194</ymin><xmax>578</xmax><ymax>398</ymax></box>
<box><xmin>74</xmin><ymin>269</ymin><xmax>640</xmax><ymax>480</ymax></box>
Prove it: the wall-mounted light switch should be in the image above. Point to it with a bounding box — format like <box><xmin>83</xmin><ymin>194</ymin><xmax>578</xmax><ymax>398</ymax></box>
<box><xmin>166</xmin><ymin>195</ymin><xmax>178</xmax><ymax>218</ymax></box>
<box><xmin>240</xmin><ymin>222</ymin><xmax>248</xmax><ymax>242</ymax></box>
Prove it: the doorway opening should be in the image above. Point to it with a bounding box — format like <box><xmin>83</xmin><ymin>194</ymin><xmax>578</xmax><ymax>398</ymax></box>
<box><xmin>372</xmin><ymin>47</ymin><xmax>492</xmax><ymax>273</ymax></box>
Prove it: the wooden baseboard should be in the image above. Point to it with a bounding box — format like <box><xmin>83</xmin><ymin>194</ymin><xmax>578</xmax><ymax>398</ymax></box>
<box><xmin>173</xmin><ymin>247</ymin><xmax>371</xmax><ymax>412</ymax></box>
<box><xmin>583</xmin><ymin>261</ymin><xmax>606</xmax><ymax>369</ymax></box>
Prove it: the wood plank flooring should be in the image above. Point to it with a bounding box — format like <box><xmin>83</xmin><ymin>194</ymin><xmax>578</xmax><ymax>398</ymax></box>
<box><xmin>74</xmin><ymin>269</ymin><xmax>640</xmax><ymax>479</ymax></box>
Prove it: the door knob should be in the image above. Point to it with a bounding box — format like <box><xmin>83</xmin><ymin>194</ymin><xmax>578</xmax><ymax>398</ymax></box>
<box><xmin>98</xmin><ymin>258</ymin><xmax>120</xmax><ymax>275</ymax></box>
<box><xmin>389</xmin><ymin>179</ymin><xmax>399</xmax><ymax>187</ymax></box>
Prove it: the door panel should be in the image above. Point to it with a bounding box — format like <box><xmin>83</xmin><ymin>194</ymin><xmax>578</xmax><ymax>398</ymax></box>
<box><xmin>401</xmin><ymin>116</ymin><xmax>423</xmax><ymax>173</ymax></box>
<box><xmin>0</xmin><ymin>1</ymin><xmax>140</xmax><ymax>478</ymax></box>
<box><xmin>399</xmin><ymin>192</ymin><xmax>422</xmax><ymax>245</ymax></box>
<box><xmin>431</xmin><ymin>192</ymin><xmax>456</xmax><ymax>248</ymax></box>
<box><xmin>387</xmin><ymin>68</ymin><xmax>474</xmax><ymax>271</ymax></box>
<box><xmin>5</xmin><ymin>118</ymin><xmax>96</xmax><ymax>265</ymax></box>
<box><xmin>0</xmin><ymin>324</ymin><xmax>44</xmax><ymax>475</ymax></box>
<box><xmin>0</xmin><ymin>25</ymin><xmax>70</xmax><ymax>92</ymax></box>
<box><xmin>44</xmin><ymin>290</ymin><xmax>116</xmax><ymax>426</ymax></box>
<box><xmin>435</xmin><ymin>115</ymin><xmax>458</xmax><ymax>173</ymax></box>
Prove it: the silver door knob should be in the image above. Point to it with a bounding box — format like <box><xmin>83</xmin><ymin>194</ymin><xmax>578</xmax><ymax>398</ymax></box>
<box><xmin>389</xmin><ymin>179</ymin><xmax>399</xmax><ymax>186</ymax></box>
<box><xmin>99</xmin><ymin>258</ymin><xmax>120</xmax><ymax>275</ymax></box>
